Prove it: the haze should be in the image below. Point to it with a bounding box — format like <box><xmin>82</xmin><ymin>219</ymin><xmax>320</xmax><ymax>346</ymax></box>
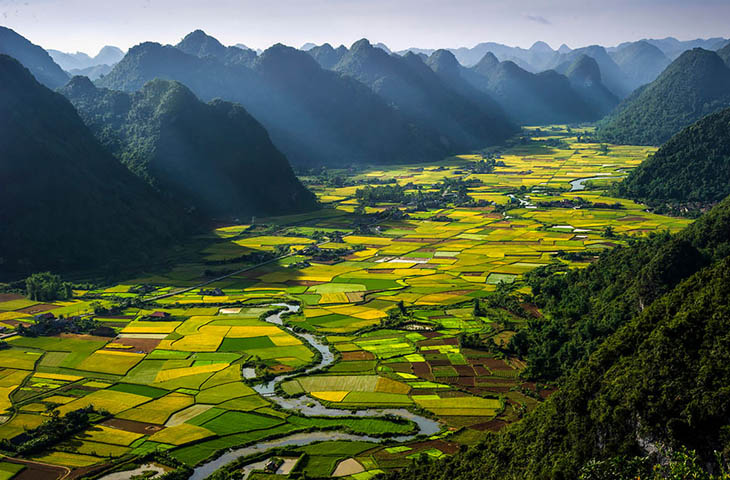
<box><xmin>1</xmin><ymin>0</ymin><xmax>729</xmax><ymax>54</ymax></box>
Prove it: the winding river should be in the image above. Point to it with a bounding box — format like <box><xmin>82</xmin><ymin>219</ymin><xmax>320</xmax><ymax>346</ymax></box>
<box><xmin>569</xmin><ymin>174</ymin><xmax>620</xmax><ymax>191</ymax></box>
<box><xmin>186</xmin><ymin>303</ymin><xmax>441</xmax><ymax>480</ymax></box>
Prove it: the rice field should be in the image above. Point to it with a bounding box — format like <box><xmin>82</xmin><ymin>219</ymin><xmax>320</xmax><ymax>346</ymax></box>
<box><xmin>0</xmin><ymin>127</ymin><xmax>691</xmax><ymax>478</ymax></box>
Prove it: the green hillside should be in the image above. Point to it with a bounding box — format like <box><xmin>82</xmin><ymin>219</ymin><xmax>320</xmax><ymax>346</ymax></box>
<box><xmin>61</xmin><ymin>76</ymin><xmax>317</xmax><ymax>218</ymax></box>
<box><xmin>0</xmin><ymin>55</ymin><xmax>190</xmax><ymax>277</ymax></box>
<box><xmin>615</xmin><ymin>107</ymin><xmax>730</xmax><ymax>215</ymax></box>
<box><xmin>597</xmin><ymin>48</ymin><xmax>730</xmax><ymax>145</ymax></box>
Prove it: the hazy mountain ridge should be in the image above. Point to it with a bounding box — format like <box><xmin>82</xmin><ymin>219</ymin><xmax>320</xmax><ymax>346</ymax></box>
<box><xmin>332</xmin><ymin>39</ymin><xmax>517</xmax><ymax>149</ymax></box>
<box><xmin>98</xmin><ymin>33</ymin><xmax>455</xmax><ymax>166</ymax></box>
<box><xmin>597</xmin><ymin>48</ymin><xmax>730</xmax><ymax>145</ymax></box>
<box><xmin>0</xmin><ymin>26</ymin><xmax>69</xmax><ymax>88</ymax></box>
<box><xmin>61</xmin><ymin>76</ymin><xmax>317</xmax><ymax>218</ymax></box>
<box><xmin>48</xmin><ymin>45</ymin><xmax>124</xmax><ymax>71</ymax></box>
<box><xmin>461</xmin><ymin>52</ymin><xmax>615</xmax><ymax>124</ymax></box>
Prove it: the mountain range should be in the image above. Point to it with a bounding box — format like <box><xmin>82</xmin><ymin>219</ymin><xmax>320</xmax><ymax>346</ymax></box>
<box><xmin>60</xmin><ymin>76</ymin><xmax>317</xmax><ymax>218</ymax></box>
<box><xmin>48</xmin><ymin>45</ymin><xmax>125</xmax><ymax>71</ymax></box>
<box><xmin>97</xmin><ymin>30</ymin><xmax>512</xmax><ymax>166</ymax></box>
<box><xmin>0</xmin><ymin>26</ymin><xmax>69</xmax><ymax>88</ymax></box>
<box><xmin>0</xmin><ymin>54</ymin><xmax>190</xmax><ymax>276</ymax></box>
<box><xmin>331</xmin><ymin>39</ymin><xmax>516</xmax><ymax>150</ymax></box>
<box><xmin>598</xmin><ymin>48</ymin><xmax>730</xmax><ymax>145</ymax></box>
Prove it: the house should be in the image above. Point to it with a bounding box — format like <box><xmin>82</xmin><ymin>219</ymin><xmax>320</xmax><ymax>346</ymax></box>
<box><xmin>148</xmin><ymin>311</ymin><xmax>170</xmax><ymax>319</ymax></box>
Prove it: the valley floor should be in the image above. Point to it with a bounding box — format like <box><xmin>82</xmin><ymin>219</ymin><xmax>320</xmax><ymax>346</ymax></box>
<box><xmin>0</xmin><ymin>126</ymin><xmax>690</xmax><ymax>480</ymax></box>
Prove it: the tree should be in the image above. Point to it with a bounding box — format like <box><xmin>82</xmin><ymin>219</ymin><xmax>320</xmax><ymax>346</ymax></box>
<box><xmin>25</xmin><ymin>272</ymin><xmax>72</xmax><ymax>302</ymax></box>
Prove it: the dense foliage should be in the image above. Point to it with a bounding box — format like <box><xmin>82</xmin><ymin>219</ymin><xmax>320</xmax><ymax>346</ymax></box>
<box><xmin>385</xmin><ymin>196</ymin><xmax>730</xmax><ymax>480</ymax></box>
<box><xmin>0</xmin><ymin>55</ymin><xmax>191</xmax><ymax>277</ymax></box>
<box><xmin>3</xmin><ymin>407</ymin><xmax>100</xmax><ymax>455</ymax></box>
<box><xmin>597</xmin><ymin>48</ymin><xmax>730</xmax><ymax>145</ymax></box>
<box><xmin>61</xmin><ymin>76</ymin><xmax>317</xmax><ymax>217</ymax></box>
<box><xmin>615</xmin><ymin>107</ymin><xmax>730</xmax><ymax>214</ymax></box>
<box><xmin>25</xmin><ymin>272</ymin><xmax>72</xmax><ymax>302</ymax></box>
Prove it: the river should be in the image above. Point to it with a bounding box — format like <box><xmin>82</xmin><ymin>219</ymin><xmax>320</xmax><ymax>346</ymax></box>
<box><xmin>185</xmin><ymin>303</ymin><xmax>440</xmax><ymax>480</ymax></box>
<box><xmin>569</xmin><ymin>174</ymin><xmax>620</xmax><ymax>191</ymax></box>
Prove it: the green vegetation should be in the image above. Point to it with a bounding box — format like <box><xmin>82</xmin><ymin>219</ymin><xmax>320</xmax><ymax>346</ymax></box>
<box><xmin>0</xmin><ymin>54</ymin><xmax>191</xmax><ymax>277</ymax></box>
<box><xmin>615</xmin><ymin>107</ymin><xmax>730</xmax><ymax>215</ymax></box>
<box><xmin>383</xmin><ymin>196</ymin><xmax>730</xmax><ymax>480</ymax></box>
<box><xmin>61</xmin><ymin>77</ymin><xmax>317</xmax><ymax>217</ymax></box>
<box><xmin>25</xmin><ymin>272</ymin><xmax>72</xmax><ymax>302</ymax></box>
<box><xmin>597</xmin><ymin>48</ymin><xmax>730</xmax><ymax>146</ymax></box>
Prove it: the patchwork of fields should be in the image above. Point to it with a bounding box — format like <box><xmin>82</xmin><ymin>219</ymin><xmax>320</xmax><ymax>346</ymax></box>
<box><xmin>0</xmin><ymin>127</ymin><xmax>690</xmax><ymax>479</ymax></box>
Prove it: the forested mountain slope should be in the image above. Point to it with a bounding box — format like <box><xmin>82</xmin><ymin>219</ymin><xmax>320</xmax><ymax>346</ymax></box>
<box><xmin>0</xmin><ymin>55</ymin><xmax>189</xmax><ymax>276</ymax></box>
<box><xmin>615</xmin><ymin>107</ymin><xmax>730</xmax><ymax>215</ymax></box>
<box><xmin>597</xmin><ymin>48</ymin><xmax>730</xmax><ymax>145</ymax></box>
<box><xmin>61</xmin><ymin>76</ymin><xmax>316</xmax><ymax>217</ymax></box>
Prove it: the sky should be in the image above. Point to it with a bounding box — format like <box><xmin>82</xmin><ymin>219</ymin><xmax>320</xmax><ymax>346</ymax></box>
<box><xmin>1</xmin><ymin>0</ymin><xmax>729</xmax><ymax>55</ymax></box>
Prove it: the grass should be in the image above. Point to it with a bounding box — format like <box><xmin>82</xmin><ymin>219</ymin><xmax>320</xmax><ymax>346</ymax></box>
<box><xmin>118</xmin><ymin>392</ymin><xmax>194</xmax><ymax>424</ymax></box>
<box><xmin>200</xmin><ymin>411</ymin><xmax>284</xmax><ymax>435</ymax></box>
<box><xmin>148</xmin><ymin>423</ymin><xmax>216</xmax><ymax>446</ymax></box>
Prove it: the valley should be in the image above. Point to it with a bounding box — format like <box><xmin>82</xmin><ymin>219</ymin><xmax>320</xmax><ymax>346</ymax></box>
<box><xmin>0</xmin><ymin>127</ymin><xmax>690</xmax><ymax>479</ymax></box>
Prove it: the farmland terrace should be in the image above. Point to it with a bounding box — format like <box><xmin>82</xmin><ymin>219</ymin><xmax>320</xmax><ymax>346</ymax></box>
<box><xmin>0</xmin><ymin>126</ymin><xmax>690</xmax><ymax>479</ymax></box>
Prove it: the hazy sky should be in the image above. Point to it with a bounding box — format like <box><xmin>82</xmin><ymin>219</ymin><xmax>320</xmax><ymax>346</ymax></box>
<box><xmin>1</xmin><ymin>0</ymin><xmax>729</xmax><ymax>54</ymax></box>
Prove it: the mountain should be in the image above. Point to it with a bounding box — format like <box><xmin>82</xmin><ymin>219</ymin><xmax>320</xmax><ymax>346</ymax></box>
<box><xmin>68</xmin><ymin>63</ymin><xmax>113</xmax><ymax>80</ymax></box>
<box><xmin>99</xmin><ymin>37</ymin><xmax>450</xmax><ymax>166</ymax></box>
<box><xmin>333</xmin><ymin>39</ymin><xmax>516</xmax><ymax>150</ymax></box>
<box><xmin>597</xmin><ymin>48</ymin><xmax>730</xmax><ymax>146</ymax></box>
<box><xmin>609</xmin><ymin>40</ymin><xmax>671</xmax><ymax>88</ymax></box>
<box><xmin>615</xmin><ymin>107</ymin><xmax>730</xmax><ymax>213</ymax></box>
<box><xmin>558</xmin><ymin>54</ymin><xmax>619</xmax><ymax>117</ymax></box>
<box><xmin>176</xmin><ymin>30</ymin><xmax>257</xmax><ymax>66</ymax></box>
<box><xmin>386</xmin><ymin>189</ymin><xmax>730</xmax><ymax>480</ymax></box>
<box><xmin>61</xmin><ymin>76</ymin><xmax>316</xmax><ymax>217</ymax></box>
<box><xmin>0</xmin><ymin>26</ymin><xmax>68</xmax><ymax>88</ymax></box>
<box><xmin>46</xmin><ymin>49</ymin><xmax>92</xmax><ymax>70</ymax></box>
<box><xmin>462</xmin><ymin>52</ymin><xmax>607</xmax><ymax>125</ymax></box>
<box><xmin>546</xmin><ymin>45</ymin><xmax>633</xmax><ymax>98</ymax></box>
<box><xmin>718</xmin><ymin>43</ymin><xmax>730</xmax><ymax>66</ymax></box>
<box><xmin>0</xmin><ymin>54</ymin><xmax>188</xmax><ymax>276</ymax></box>
<box><xmin>306</xmin><ymin>43</ymin><xmax>348</xmax><ymax>69</ymax></box>
<box><xmin>644</xmin><ymin>36</ymin><xmax>729</xmax><ymax>59</ymax></box>
<box><xmin>48</xmin><ymin>45</ymin><xmax>124</xmax><ymax>70</ymax></box>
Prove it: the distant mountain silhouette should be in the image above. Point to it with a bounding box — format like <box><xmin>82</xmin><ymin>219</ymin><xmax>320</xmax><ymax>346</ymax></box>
<box><xmin>552</xmin><ymin>55</ymin><xmax>618</xmax><ymax>115</ymax></box>
<box><xmin>307</xmin><ymin>43</ymin><xmax>348</xmax><ymax>69</ymax></box>
<box><xmin>333</xmin><ymin>39</ymin><xmax>517</xmax><ymax>149</ymax></box>
<box><xmin>545</xmin><ymin>45</ymin><xmax>632</xmax><ymax>98</ymax></box>
<box><xmin>0</xmin><ymin>26</ymin><xmax>68</xmax><ymax>88</ymax></box>
<box><xmin>68</xmin><ymin>63</ymin><xmax>113</xmax><ymax>80</ymax></box>
<box><xmin>609</xmin><ymin>40</ymin><xmax>671</xmax><ymax>88</ymax></box>
<box><xmin>461</xmin><ymin>52</ymin><xmax>613</xmax><ymax>124</ymax></box>
<box><xmin>177</xmin><ymin>30</ymin><xmax>257</xmax><ymax>66</ymax></box>
<box><xmin>48</xmin><ymin>45</ymin><xmax>124</xmax><ymax>70</ymax></box>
